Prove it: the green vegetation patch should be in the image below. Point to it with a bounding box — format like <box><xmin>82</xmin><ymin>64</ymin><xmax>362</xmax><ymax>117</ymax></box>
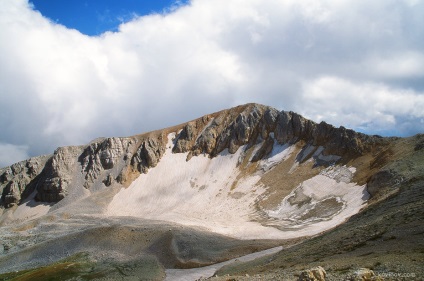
<box><xmin>0</xmin><ymin>252</ymin><xmax>165</xmax><ymax>281</ymax></box>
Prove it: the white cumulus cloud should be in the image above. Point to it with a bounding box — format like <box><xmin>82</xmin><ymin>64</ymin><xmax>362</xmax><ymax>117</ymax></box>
<box><xmin>0</xmin><ymin>0</ymin><xmax>423</xmax><ymax>167</ymax></box>
<box><xmin>300</xmin><ymin>76</ymin><xmax>424</xmax><ymax>136</ymax></box>
<box><xmin>0</xmin><ymin>143</ymin><xmax>30</xmax><ymax>168</ymax></box>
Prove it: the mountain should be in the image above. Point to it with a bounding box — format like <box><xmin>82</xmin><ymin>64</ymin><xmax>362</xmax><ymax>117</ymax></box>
<box><xmin>0</xmin><ymin>103</ymin><xmax>422</xmax><ymax>280</ymax></box>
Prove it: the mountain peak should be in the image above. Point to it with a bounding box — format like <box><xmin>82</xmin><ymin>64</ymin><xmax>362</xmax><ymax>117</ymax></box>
<box><xmin>0</xmin><ymin>104</ymin><xmax>422</xmax><ymax>279</ymax></box>
<box><xmin>0</xmin><ymin>103</ymin><xmax>383</xmax><ymax>208</ymax></box>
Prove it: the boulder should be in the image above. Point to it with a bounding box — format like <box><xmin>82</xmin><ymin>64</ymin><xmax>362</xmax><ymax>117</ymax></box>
<box><xmin>350</xmin><ymin>268</ymin><xmax>383</xmax><ymax>281</ymax></box>
<box><xmin>298</xmin><ymin>266</ymin><xmax>326</xmax><ymax>281</ymax></box>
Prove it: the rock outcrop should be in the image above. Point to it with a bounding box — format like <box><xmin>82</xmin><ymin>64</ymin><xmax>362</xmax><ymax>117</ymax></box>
<box><xmin>366</xmin><ymin>169</ymin><xmax>403</xmax><ymax>197</ymax></box>
<box><xmin>0</xmin><ymin>103</ymin><xmax>385</xmax><ymax>208</ymax></box>
<box><xmin>79</xmin><ymin>137</ymin><xmax>134</xmax><ymax>188</ymax></box>
<box><xmin>35</xmin><ymin>146</ymin><xmax>83</xmax><ymax>202</ymax></box>
<box><xmin>0</xmin><ymin>155</ymin><xmax>50</xmax><ymax>207</ymax></box>
<box><xmin>274</xmin><ymin>110</ymin><xmax>379</xmax><ymax>157</ymax></box>
<box><xmin>298</xmin><ymin>266</ymin><xmax>327</xmax><ymax>281</ymax></box>
<box><xmin>174</xmin><ymin>105</ymin><xmax>280</xmax><ymax>159</ymax></box>
<box><xmin>174</xmin><ymin>103</ymin><xmax>379</xmax><ymax>160</ymax></box>
<box><xmin>131</xmin><ymin>137</ymin><xmax>166</xmax><ymax>174</ymax></box>
<box><xmin>350</xmin><ymin>268</ymin><xmax>383</xmax><ymax>281</ymax></box>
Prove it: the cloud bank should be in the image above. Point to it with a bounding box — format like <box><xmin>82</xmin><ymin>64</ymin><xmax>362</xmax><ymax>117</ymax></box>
<box><xmin>0</xmin><ymin>0</ymin><xmax>423</xmax><ymax>167</ymax></box>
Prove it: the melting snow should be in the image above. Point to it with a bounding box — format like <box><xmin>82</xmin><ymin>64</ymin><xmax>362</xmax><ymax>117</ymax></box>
<box><xmin>107</xmin><ymin>133</ymin><xmax>278</xmax><ymax>239</ymax></box>
<box><xmin>165</xmin><ymin>246</ymin><xmax>283</xmax><ymax>281</ymax></box>
<box><xmin>266</xmin><ymin>166</ymin><xmax>369</xmax><ymax>237</ymax></box>
<box><xmin>258</xmin><ymin>143</ymin><xmax>294</xmax><ymax>171</ymax></box>
<box><xmin>107</xmin><ymin>134</ymin><xmax>369</xmax><ymax>240</ymax></box>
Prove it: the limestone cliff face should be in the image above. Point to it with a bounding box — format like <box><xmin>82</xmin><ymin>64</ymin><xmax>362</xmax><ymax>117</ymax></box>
<box><xmin>0</xmin><ymin>155</ymin><xmax>50</xmax><ymax>208</ymax></box>
<box><xmin>274</xmin><ymin>110</ymin><xmax>377</xmax><ymax>157</ymax></box>
<box><xmin>173</xmin><ymin>104</ymin><xmax>378</xmax><ymax>160</ymax></box>
<box><xmin>173</xmin><ymin>105</ymin><xmax>280</xmax><ymax>159</ymax></box>
<box><xmin>35</xmin><ymin>146</ymin><xmax>84</xmax><ymax>202</ymax></box>
<box><xmin>131</xmin><ymin>137</ymin><xmax>166</xmax><ymax>174</ymax></box>
<box><xmin>79</xmin><ymin>137</ymin><xmax>133</xmax><ymax>188</ymax></box>
<box><xmin>0</xmin><ymin>103</ymin><xmax>384</xmax><ymax>208</ymax></box>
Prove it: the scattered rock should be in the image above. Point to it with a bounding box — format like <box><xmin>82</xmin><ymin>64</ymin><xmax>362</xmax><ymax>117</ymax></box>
<box><xmin>366</xmin><ymin>170</ymin><xmax>403</xmax><ymax>197</ymax></box>
<box><xmin>350</xmin><ymin>268</ymin><xmax>383</xmax><ymax>281</ymax></box>
<box><xmin>2</xmin><ymin>243</ymin><xmax>11</xmax><ymax>252</ymax></box>
<box><xmin>298</xmin><ymin>266</ymin><xmax>326</xmax><ymax>281</ymax></box>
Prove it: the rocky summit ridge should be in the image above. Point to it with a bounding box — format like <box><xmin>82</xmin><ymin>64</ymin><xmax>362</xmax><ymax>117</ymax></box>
<box><xmin>0</xmin><ymin>103</ymin><xmax>384</xmax><ymax>209</ymax></box>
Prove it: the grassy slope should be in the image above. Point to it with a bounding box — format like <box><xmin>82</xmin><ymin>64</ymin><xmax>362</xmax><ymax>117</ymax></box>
<box><xmin>0</xmin><ymin>253</ymin><xmax>165</xmax><ymax>281</ymax></box>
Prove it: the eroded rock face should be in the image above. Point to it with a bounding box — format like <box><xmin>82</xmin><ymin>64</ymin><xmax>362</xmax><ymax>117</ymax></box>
<box><xmin>214</xmin><ymin>105</ymin><xmax>278</xmax><ymax>154</ymax></box>
<box><xmin>36</xmin><ymin>146</ymin><xmax>83</xmax><ymax>202</ymax></box>
<box><xmin>1</xmin><ymin>103</ymin><xmax>385</xmax><ymax>207</ymax></box>
<box><xmin>80</xmin><ymin>137</ymin><xmax>134</xmax><ymax>187</ymax></box>
<box><xmin>2</xmin><ymin>181</ymin><xmax>21</xmax><ymax>207</ymax></box>
<box><xmin>175</xmin><ymin>104</ymin><xmax>280</xmax><ymax>158</ymax></box>
<box><xmin>251</xmin><ymin>137</ymin><xmax>275</xmax><ymax>162</ymax></box>
<box><xmin>131</xmin><ymin>137</ymin><xmax>166</xmax><ymax>174</ymax></box>
<box><xmin>0</xmin><ymin>156</ymin><xmax>50</xmax><ymax>208</ymax></box>
<box><xmin>36</xmin><ymin>177</ymin><xmax>70</xmax><ymax>202</ymax></box>
<box><xmin>274</xmin><ymin>111</ymin><xmax>376</xmax><ymax>157</ymax></box>
<box><xmin>172</xmin><ymin>115</ymin><xmax>214</xmax><ymax>156</ymax></box>
<box><xmin>173</xmin><ymin>104</ymin><xmax>378</xmax><ymax>162</ymax></box>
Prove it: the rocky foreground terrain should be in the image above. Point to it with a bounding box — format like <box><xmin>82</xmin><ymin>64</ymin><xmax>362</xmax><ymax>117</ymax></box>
<box><xmin>0</xmin><ymin>103</ymin><xmax>423</xmax><ymax>280</ymax></box>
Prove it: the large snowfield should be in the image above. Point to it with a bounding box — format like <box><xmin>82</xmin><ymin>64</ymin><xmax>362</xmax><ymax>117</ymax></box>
<box><xmin>0</xmin><ymin>133</ymin><xmax>369</xmax><ymax>241</ymax></box>
<box><xmin>106</xmin><ymin>133</ymin><xmax>369</xmax><ymax>239</ymax></box>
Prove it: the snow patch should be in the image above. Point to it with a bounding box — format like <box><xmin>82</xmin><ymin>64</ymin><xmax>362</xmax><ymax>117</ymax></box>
<box><xmin>258</xmin><ymin>143</ymin><xmax>294</xmax><ymax>171</ymax></box>
<box><xmin>265</xmin><ymin>166</ymin><xmax>369</xmax><ymax>237</ymax></box>
<box><xmin>107</xmin><ymin>133</ymin><xmax>279</xmax><ymax>239</ymax></box>
<box><xmin>166</xmin><ymin>246</ymin><xmax>283</xmax><ymax>281</ymax></box>
<box><xmin>313</xmin><ymin>146</ymin><xmax>341</xmax><ymax>164</ymax></box>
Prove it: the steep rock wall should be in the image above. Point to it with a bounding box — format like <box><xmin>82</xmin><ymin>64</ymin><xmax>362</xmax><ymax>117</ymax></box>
<box><xmin>0</xmin><ymin>155</ymin><xmax>50</xmax><ymax>208</ymax></box>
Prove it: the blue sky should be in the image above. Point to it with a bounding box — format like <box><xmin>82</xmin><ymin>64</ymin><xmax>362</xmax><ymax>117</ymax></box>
<box><xmin>0</xmin><ymin>0</ymin><xmax>423</xmax><ymax>167</ymax></box>
<box><xmin>30</xmin><ymin>0</ymin><xmax>189</xmax><ymax>35</ymax></box>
